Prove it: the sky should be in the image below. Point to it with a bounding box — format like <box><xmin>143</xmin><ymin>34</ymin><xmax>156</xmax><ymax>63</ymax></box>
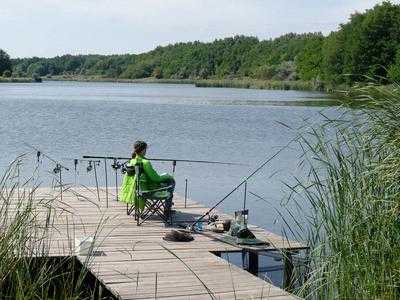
<box><xmin>0</xmin><ymin>0</ymin><xmax>398</xmax><ymax>58</ymax></box>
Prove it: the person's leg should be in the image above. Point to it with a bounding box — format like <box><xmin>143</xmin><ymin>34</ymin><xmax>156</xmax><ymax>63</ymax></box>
<box><xmin>161</xmin><ymin>178</ymin><xmax>175</xmax><ymax>220</ymax></box>
<box><xmin>135</xmin><ymin>196</ymin><xmax>146</xmax><ymax>212</ymax></box>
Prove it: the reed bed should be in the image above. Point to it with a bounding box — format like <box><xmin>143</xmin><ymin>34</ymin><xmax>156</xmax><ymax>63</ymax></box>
<box><xmin>288</xmin><ymin>83</ymin><xmax>400</xmax><ymax>298</ymax></box>
<box><xmin>0</xmin><ymin>158</ymin><xmax>111</xmax><ymax>299</ymax></box>
<box><xmin>47</xmin><ymin>75</ymin><xmax>195</xmax><ymax>85</ymax></box>
<box><xmin>0</xmin><ymin>77</ymin><xmax>36</xmax><ymax>83</ymax></box>
<box><xmin>195</xmin><ymin>78</ymin><xmax>326</xmax><ymax>92</ymax></box>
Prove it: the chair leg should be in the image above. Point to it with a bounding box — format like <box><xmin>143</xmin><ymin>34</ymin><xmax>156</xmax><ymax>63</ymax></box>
<box><xmin>135</xmin><ymin>197</ymin><xmax>174</xmax><ymax>226</ymax></box>
<box><xmin>165</xmin><ymin>196</ymin><xmax>173</xmax><ymax>225</ymax></box>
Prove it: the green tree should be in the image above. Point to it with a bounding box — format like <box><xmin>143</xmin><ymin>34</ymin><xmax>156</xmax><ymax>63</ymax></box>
<box><xmin>322</xmin><ymin>30</ymin><xmax>346</xmax><ymax>83</ymax></box>
<box><xmin>26</xmin><ymin>62</ymin><xmax>47</xmax><ymax>76</ymax></box>
<box><xmin>274</xmin><ymin>61</ymin><xmax>297</xmax><ymax>80</ymax></box>
<box><xmin>3</xmin><ymin>70</ymin><xmax>12</xmax><ymax>77</ymax></box>
<box><xmin>152</xmin><ymin>67</ymin><xmax>162</xmax><ymax>79</ymax></box>
<box><xmin>252</xmin><ymin>65</ymin><xmax>275</xmax><ymax>80</ymax></box>
<box><xmin>0</xmin><ymin>49</ymin><xmax>12</xmax><ymax>76</ymax></box>
<box><xmin>323</xmin><ymin>2</ymin><xmax>400</xmax><ymax>84</ymax></box>
<box><xmin>296</xmin><ymin>34</ymin><xmax>324</xmax><ymax>80</ymax></box>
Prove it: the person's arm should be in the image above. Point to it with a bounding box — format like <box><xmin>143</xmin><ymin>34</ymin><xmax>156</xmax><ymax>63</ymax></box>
<box><xmin>142</xmin><ymin>159</ymin><xmax>172</xmax><ymax>183</ymax></box>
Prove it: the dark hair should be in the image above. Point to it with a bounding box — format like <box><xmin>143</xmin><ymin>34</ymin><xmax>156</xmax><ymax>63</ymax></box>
<box><xmin>132</xmin><ymin>140</ymin><xmax>147</xmax><ymax>158</ymax></box>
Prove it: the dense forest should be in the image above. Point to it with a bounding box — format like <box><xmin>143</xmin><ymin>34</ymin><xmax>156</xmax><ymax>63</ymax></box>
<box><xmin>1</xmin><ymin>1</ymin><xmax>400</xmax><ymax>87</ymax></box>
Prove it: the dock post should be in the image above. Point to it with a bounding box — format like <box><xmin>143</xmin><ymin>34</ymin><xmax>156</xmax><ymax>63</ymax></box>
<box><xmin>16</xmin><ymin>160</ymin><xmax>20</xmax><ymax>199</ymax></box>
<box><xmin>184</xmin><ymin>179</ymin><xmax>188</xmax><ymax>208</ymax></box>
<box><xmin>248</xmin><ymin>250</ymin><xmax>259</xmax><ymax>276</ymax></box>
<box><xmin>59</xmin><ymin>166</ymin><xmax>63</xmax><ymax>202</ymax></box>
<box><xmin>243</xmin><ymin>181</ymin><xmax>247</xmax><ymax>210</ymax></box>
<box><xmin>93</xmin><ymin>161</ymin><xmax>100</xmax><ymax>202</ymax></box>
<box><xmin>104</xmin><ymin>158</ymin><xmax>109</xmax><ymax>208</ymax></box>
<box><xmin>283</xmin><ymin>250</ymin><xmax>295</xmax><ymax>291</ymax></box>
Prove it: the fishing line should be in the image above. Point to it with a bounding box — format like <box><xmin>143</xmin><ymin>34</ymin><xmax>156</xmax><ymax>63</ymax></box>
<box><xmin>189</xmin><ymin>137</ymin><xmax>297</xmax><ymax>230</ymax></box>
<box><xmin>66</xmin><ymin>157</ymin><xmax>104</xmax><ymax>203</ymax></box>
<box><xmin>83</xmin><ymin>155</ymin><xmax>245</xmax><ymax>166</ymax></box>
<box><xmin>24</xmin><ymin>143</ymin><xmax>69</xmax><ymax>171</ymax></box>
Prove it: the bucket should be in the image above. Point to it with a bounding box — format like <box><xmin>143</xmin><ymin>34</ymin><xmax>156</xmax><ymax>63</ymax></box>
<box><xmin>75</xmin><ymin>236</ymin><xmax>94</xmax><ymax>256</ymax></box>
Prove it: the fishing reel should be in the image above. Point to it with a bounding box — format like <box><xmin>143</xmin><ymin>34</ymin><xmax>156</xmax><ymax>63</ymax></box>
<box><xmin>86</xmin><ymin>160</ymin><xmax>100</xmax><ymax>173</ymax></box>
<box><xmin>53</xmin><ymin>164</ymin><xmax>61</xmax><ymax>174</ymax></box>
<box><xmin>111</xmin><ymin>159</ymin><xmax>123</xmax><ymax>171</ymax></box>
<box><xmin>121</xmin><ymin>163</ymin><xmax>135</xmax><ymax>176</ymax></box>
<box><xmin>87</xmin><ymin>161</ymin><xmax>93</xmax><ymax>172</ymax></box>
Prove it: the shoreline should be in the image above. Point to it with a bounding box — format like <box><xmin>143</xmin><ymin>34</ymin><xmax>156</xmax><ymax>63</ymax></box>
<box><xmin>0</xmin><ymin>77</ymin><xmax>38</xmax><ymax>83</ymax></box>
<box><xmin>1</xmin><ymin>76</ymin><xmax>341</xmax><ymax>107</ymax></box>
<box><xmin>46</xmin><ymin>76</ymin><xmax>331</xmax><ymax>92</ymax></box>
<box><xmin>2</xmin><ymin>75</ymin><xmax>337</xmax><ymax>93</ymax></box>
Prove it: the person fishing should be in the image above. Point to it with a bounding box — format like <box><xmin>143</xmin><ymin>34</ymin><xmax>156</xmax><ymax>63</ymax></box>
<box><xmin>120</xmin><ymin>140</ymin><xmax>175</xmax><ymax>213</ymax></box>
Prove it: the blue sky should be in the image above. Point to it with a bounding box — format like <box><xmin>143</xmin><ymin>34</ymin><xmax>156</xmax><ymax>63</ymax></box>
<box><xmin>0</xmin><ymin>0</ymin><xmax>397</xmax><ymax>58</ymax></box>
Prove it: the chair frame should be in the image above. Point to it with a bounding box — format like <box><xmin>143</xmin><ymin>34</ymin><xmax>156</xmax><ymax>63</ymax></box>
<box><xmin>126</xmin><ymin>163</ymin><xmax>174</xmax><ymax>226</ymax></box>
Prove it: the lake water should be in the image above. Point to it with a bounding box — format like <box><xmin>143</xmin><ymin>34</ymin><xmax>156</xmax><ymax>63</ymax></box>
<box><xmin>0</xmin><ymin>81</ymin><xmax>333</xmax><ymax>235</ymax></box>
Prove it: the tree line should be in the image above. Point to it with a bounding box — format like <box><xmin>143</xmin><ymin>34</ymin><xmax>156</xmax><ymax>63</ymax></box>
<box><xmin>2</xmin><ymin>1</ymin><xmax>400</xmax><ymax>86</ymax></box>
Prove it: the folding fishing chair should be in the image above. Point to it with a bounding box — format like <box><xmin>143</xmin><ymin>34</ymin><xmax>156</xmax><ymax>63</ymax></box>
<box><xmin>126</xmin><ymin>163</ymin><xmax>174</xmax><ymax>226</ymax></box>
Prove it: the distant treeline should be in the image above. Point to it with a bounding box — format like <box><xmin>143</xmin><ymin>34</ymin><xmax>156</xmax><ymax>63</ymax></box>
<box><xmin>2</xmin><ymin>1</ymin><xmax>400</xmax><ymax>87</ymax></box>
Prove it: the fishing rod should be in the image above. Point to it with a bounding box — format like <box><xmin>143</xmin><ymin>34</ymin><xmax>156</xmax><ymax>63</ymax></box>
<box><xmin>24</xmin><ymin>143</ymin><xmax>70</xmax><ymax>171</ymax></box>
<box><xmin>83</xmin><ymin>155</ymin><xmax>244</xmax><ymax>166</ymax></box>
<box><xmin>68</xmin><ymin>157</ymin><xmax>110</xmax><ymax>207</ymax></box>
<box><xmin>189</xmin><ymin>139</ymin><xmax>294</xmax><ymax>231</ymax></box>
<box><xmin>24</xmin><ymin>142</ymin><xmax>70</xmax><ymax>201</ymax></box>
<box><xmin>87</xmin><ymin>160</ymin><xmax>101</xmax><ymax>202</ymax></box>
<box><xmin>83</xmin><ymin>155</ymin><xmax>244</xmax><ymax>203</ymax></box>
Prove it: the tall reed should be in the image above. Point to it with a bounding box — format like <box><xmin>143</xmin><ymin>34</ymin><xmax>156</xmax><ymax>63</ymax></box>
<box><xmin>0</xmin><ymin>158</ymin><xmax>107</xmax><ymax>299</ymax></box>
<box><xmin>289</xmin><ymin>83</ymin><xmax>400</xmax><ymax>298</ymax></box>
<box><xmin>195</xmin><ymin>78</ymin><xmax>326</xmax><ymax>91</ymax></box>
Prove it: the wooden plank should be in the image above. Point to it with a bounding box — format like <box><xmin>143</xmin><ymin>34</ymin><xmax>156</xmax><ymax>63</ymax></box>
<box><xmin>2</xmin><ymin>187</ymin><xmax>304</xmax><ymax>300</ymax></box>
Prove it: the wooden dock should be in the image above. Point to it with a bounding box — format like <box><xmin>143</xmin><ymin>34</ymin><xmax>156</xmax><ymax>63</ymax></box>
<box><xmin>7</xmin><ymin>186</ymin><xmax>306</xmax><ymax>299</ymax></box>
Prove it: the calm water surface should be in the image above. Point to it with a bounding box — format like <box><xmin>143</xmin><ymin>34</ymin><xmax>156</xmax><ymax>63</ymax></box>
<box><xmin>0</xmin><ymin>81</ymin><xmax>334</xmax><ymax>234</ymax></box>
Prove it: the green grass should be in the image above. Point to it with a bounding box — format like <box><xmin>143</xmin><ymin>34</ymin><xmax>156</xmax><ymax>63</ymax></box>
<box><xmin>0</xmin><ymin>158</ymin><xmax>113</xmax><ymax>299</ymax></box>
<box><xmin>285</xmin><ymin>83</ymin><xmax>400</xmax><ymax>298</ymax></box>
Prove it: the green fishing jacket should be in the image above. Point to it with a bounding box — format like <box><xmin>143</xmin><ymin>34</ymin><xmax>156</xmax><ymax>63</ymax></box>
<box><xmin>119</xmin><ymin>155</ymin><xmax>173</xmax><ymax>210</ymax></box>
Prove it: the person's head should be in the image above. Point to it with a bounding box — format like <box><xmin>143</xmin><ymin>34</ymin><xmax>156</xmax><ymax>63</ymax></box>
<box><xmin>132</xmin><ymin>140</ymin><xmax>147</xmax><ymax>158</ymax></box>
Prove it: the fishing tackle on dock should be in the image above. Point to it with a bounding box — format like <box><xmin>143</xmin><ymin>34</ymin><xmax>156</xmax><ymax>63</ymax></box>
<box><xmin>24</xmin><ymin>143</ymin><xmax>69</xmax><ymax>201</ymax></box>
<box><xmin>111</xmin><ymin>159</ymin><xmax>122</xmax><ymax>201</ymax></box>
<box><xmin>73</xmin><ymin>159</ymin><xmax>79</xmax><ymax>185</ymax></box>
<box><xmin>86</xmin><ymin>161</ymin><xmax>93</xmax><ymax>173</ymax></box>
<box><xmin>53</xmin><ymin>164</ymin><xmax>61</xmax><ymax>174</ymax></box>
<box><xmin>186</xmin><ymin>139</ymin><xmax>294</xmax><ymax>245</ymax></box>
<box><xmin>83</xmin><ymin>155</ymin><xmax>244</xmax><ymax>173</ymax></box>
<box><xmin>25</xmin><ymin>143</ymin><xmax>70</xmax><ymax>172</ymax></box>
<box><xmin>86</xmin><ymin>160</ymin><xmax>101</xmax><ymax>202</ymax></box>
<box><xmin>83</xmin><ymin>154</ymin><xmax>243</xmax><ymax>205</ymax></box>
<box><xmin>66</xmin><ymin>157</ymin><xmax>103</xmax><ymax>202</ymax></box>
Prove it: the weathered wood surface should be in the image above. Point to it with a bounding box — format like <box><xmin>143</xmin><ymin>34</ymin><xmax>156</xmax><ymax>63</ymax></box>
<box><xmin>6</xmin><ymin>186</ymin><xmax>304</xmax><ymax>299</ymax></box>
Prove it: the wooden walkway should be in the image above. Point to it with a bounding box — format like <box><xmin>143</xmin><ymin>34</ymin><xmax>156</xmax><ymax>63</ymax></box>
<box><xmin>8</xmin><ymin>187</ymin><xmax>305</xmax><ymax>299</ymax></box>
